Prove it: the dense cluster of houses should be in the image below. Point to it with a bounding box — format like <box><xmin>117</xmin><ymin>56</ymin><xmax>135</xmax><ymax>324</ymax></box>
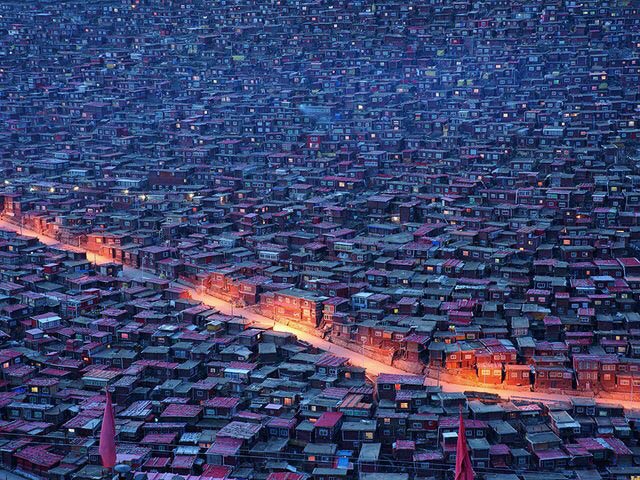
<box><xmin>1</xmin><ymin>0</ymin><xmax>640</xmax><ymax>477</ymax></box>
<box><xmin>1</xmin><ymin>233</ymin><xmax>640</xmax><ymax>480</ymax></box>
<box><xmin>2</xmin><ymin>0</ymin><xmax>640</xmax><ymax>396</ymax></box>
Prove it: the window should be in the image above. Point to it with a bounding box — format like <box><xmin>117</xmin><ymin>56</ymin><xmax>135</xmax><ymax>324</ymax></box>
<box><xmin>365</xmin><ymin>431</ymin><xmax>374</xmax><ymax>440</ymax></box>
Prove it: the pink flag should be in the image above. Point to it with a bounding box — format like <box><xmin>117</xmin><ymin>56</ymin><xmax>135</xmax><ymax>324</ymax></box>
<box><xmin>455</xmin><ymin>409</ymin><xmax>474</xmax><ymax>480</ymax></box>
<box><xmin>99</xmin><ymin>389</ymin><xmax>117</xmax><ymax>468</ymax></box>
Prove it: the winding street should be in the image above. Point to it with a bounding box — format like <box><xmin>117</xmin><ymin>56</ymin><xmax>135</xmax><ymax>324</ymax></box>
<box><xmin>2</xmin><ymin>218</ymin><xmax>640</xmax><ymax>409</ymax></box>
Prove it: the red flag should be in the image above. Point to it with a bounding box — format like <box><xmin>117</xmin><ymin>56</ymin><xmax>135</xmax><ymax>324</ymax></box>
<box><xmin>99</xmin><ymin>389</ymin><xmax>117</xmax><ymax>468</ymax></box>
<box><xmin>455</xmin><ymin>409</ymin><xmax>474</xmax><ymax>480</ymax></box>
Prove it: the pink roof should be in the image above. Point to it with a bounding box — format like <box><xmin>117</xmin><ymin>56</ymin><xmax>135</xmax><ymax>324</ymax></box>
<box><xmin>139</xmin><ymin>474</ymin><xmax>217</xmax><ymax>480</ymax></box>
<box><xmin>206</xmin><ymin>437</ymin><xmax>243</xmax><ymax>455</ymax></box>
<box><xmin>603</xmin><ymin>437</ymin><xmax>633</xmax><ymax>456</ymax></box>
<box><xmin>203</xmin><ymin>397</ymin><xmax>240</xmax><ymax>409</ymax></box>
<box><xmin>619</xmin><ymin>257</ymin><xmax>640</xmax><ymax>267</ymax></box>
<box><xmin>172</xmin><ymin>455</ymin><xmax>197</xmax><ymax>469</ymax></box>
<box><xmin>202</xmin><ymin>466</ymin><xmax>232</xmax><ymax>479</ymax></box>
<box><xmin>564</xmin><ymin>444</ymin><xmax>590</xmax><ymax>457</ymax></box>
<box><xmin>15</xmin><ymin>445</ymin><xmax>63</xmax><ymax>467</ymax></box>
<box><xmin>543</xmin><ymin>316</ymin><xmax>562</xmax><ymax>325</ymax></box>
<box><xmin>161</xmin><ymin>404</ymin><xmax>202</xmax><ymax>418</ymax></box>
<box><xmin>315</xmin><ymin>411</ymin><xmax>343</xmax><ymax>429</ymax></box>
<box><xmin>321</xmin><ymin>387</ymin><xmax>350</xmax><ymax>400</ymax></box>
<box><xmin>144</xmin><ymin>457</ymin><xmax>170</xmax><ymax>468</ymax></box>
<box><xmin>489</xmin><ymin>444</ymin><xmax>510</xmax><ymax>455</ymax></box>
<box><xmin>414</xmin><ymin>451</ymin><xmax>444</xmax><ymax>461</ymax></box>
<box><xmin>394</xmin><ymin>440</ymin><xmax>415</xmax><ymax>450</ymax></box>
<box><xmin>267</xmin><ymin>474</ymin><xmax>304</xmax><ymax>480</ymax></box>
<box><xmin>267</xmin><ymin>417</ymin><xmax>297</xmax><ymax>428</ymax></box>
<box><xmin>576</xmin><ymin>437</ymin><xmax>609</xmax><ymax>451</ymax></box>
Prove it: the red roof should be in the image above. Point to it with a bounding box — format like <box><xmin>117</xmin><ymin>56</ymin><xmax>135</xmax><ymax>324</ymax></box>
<box><xmin>619</xmin><ymin>257</ymin><xmax>640</xmax><ymax>267</ymax></box>
<box><xmin>206</xmin><ymin>437</ymin><xmax>243</xmax><ymax>455</ymax></box>
<box><xmin>161</xmin><ymin>404</ymin><xmax>202</xmax><ymax>418</ymax></box>
<box><xmin>489</xmin><ymin>444</ymin><xmax>510</xmax><ymax>455</ymax></box>
<box><xmin>394</xmin><ymin>440</ymin><xmax>415</xmax><ymax>450</ymax></box>
<box><xmin>202</xmin><ymin>465</ymin><xmax>232</xmax><ymax>479</ymax></box>
<box><xmin>413</xmin><ymin>451</ymin><xmax>444</xmax><ymax>461</ymax></box>
<box><xmin>15</xmin><ymin>445</ymin><xmax>63</xmax><ymax>468</ymax></box>
<box><xmin>267</xmin><ymin>474</ymin><xmax>305</xmax><ymax>480</ymax></box>
<box><xmin>267</xmin><ymin>474</ymin><xmax>304</xmax><ymax>480</ymax></box>
<box><xmin>172</xmin><ymin>455</ymin><xmax>197</xmax><ymax>469</ymax></box>
<box><xmin>603</xmin><ymin>437</ymin><xmax>633</xmax><ymax>456</ymax></box>
<box><xmin>315</xmin><ymin>411</ymin><xmax>343</xmax><ymax>429</ymax></box>
<box><xmin>144</xmin><ymin>457</ymin><xmax>170</xmax><ymax>468</ymax></box>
